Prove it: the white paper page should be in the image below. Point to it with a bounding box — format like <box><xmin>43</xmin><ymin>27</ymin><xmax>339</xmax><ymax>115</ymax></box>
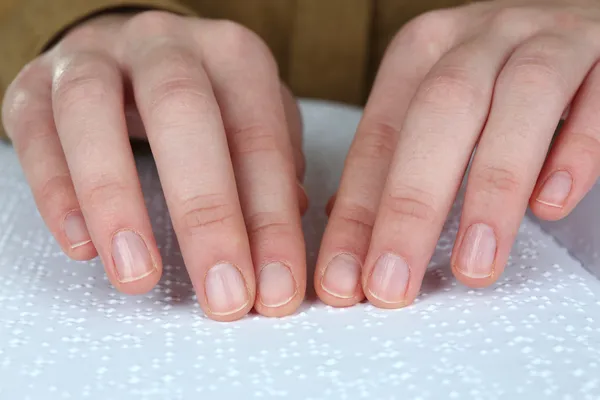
<box><xmin>1</xmin><ymin>100</ymin><xmax>599</xmax><ymax>400</ymax></box>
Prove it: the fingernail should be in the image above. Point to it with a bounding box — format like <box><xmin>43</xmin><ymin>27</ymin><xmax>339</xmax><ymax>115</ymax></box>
<box><xmin>368</xmin><ymin>253</ymin><xmax>410</xmax><ymax>304</ymax></box>
<box><xmin>205</xmin><ymin>263</ymin><xmax>249</xmax><ymax>315</ymax></box>
<box><xmin>537</xmin><ymin>171</ymin><xmax>572</xmax><ymax>208</ymax></box>
<box><xmin>111</xmin><ymin>230</ymin><xmax>156</xmax><ymax>283</ymax></box>
<box><xmin>322</xmin><ymin>253</ymin><xmax>361</xmax><ymax>298</ymax></box>
<box><xmin>456</xmin><ymin>223</ymin><xmax>496</xmax><ymax>279</ymax></box>
<box><xmin>259</xmin><ymin>262</ymin><xmax>297</xmax><ymax>307</ymax></box>
<box><xmin>64</xmin><ymin>210</ymin><xmax>91</xmax><ymax>248</ymax></box>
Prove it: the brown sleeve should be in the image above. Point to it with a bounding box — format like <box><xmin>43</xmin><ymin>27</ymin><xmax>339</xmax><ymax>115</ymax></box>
<box><xmin>0</xmin><ymin>0</ymin><xmax>197</xmax><ymax>141</ymax></box>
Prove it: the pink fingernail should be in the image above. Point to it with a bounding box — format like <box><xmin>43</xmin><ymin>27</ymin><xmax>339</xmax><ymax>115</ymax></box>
<box><xmin>205</xmin><ymin>263</ymin><xmax>249</xmax><ymax>315</ymax></box>
<box><xmin>322</xmin><ymin>253</ymin><xmax>361</xmax><ymax>299</ymax></box>
<box><xmin>64</xmin><ymin>210</ymin><xmax>91</xmax><ymax>248</ymax></box>
<box><xmin>111</xmin><ymin>230</ymin><xmax>155</xmax><ymax>283</ymax></box>
<box><xmin>456</xmin><ymin>223</ymin><xmax>496</xmax><ymax>279</ymax></box>
<box><xmin>259</xmin><ymin>262</ymin><xmax>297</xmax><ymax>307</ymax></box>
<box><xmin>368</xmin><ymin>253</ymin><xmax>410</xmax><ymax>304</ymax></box>
<box><xmin>537</xmin><ymin>171</ymin><xmax>572</xmax><ymax>208</ymax></box>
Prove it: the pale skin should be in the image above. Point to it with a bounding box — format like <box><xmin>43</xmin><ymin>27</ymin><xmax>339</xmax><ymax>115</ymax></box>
<box><xmin>3</xmin><ymin>0</ymin><xmax>600</xmax><ymax>321</ymax></box>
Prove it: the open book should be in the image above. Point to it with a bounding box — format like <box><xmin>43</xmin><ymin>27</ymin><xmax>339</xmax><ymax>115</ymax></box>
<box><xmin>1</xmin><ymin>101</ymin><xmax>599</xmax><ymax>399</ymax></box>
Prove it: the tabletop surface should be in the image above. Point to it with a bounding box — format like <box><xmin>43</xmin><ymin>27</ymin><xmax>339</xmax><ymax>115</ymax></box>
<box><xmin>1</xmin><ymin>101</ymin><xmax>599</xmax><ymax>400</ymax></box>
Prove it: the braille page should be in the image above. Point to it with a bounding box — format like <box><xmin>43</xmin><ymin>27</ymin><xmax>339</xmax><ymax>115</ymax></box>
<box><xmin>1</xmin><ymin>101</ymin><xmax>599</xmax><ymax>400</ymax></box>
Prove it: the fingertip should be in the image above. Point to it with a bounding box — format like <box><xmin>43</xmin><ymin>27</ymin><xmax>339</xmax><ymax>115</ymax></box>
<box><xmin>316</xmin><ymin>287</ymin><xmax>364</xmax><ymax>308</ymax></box>
<box><xmin>253</xmin><ymin>296</ymin><xmax>304</xmax><ymax>318</ymax></box>
<box><xmin>451</xmin><ymin>264</ymin><xmax>499</xmax><ymax>289</ymax></box>
<box><xmin>65</xmin><ymin>241</ymin><xmax>98</xmax><ymax>261</ymax></box>
<box><xmin>204</xmin><ymin>302</ymin><xmax>254</xmax><ymax>322</ymax></box>
<box><xmin>363</xmin><ymin>290</ymin><xmax>411</xmax><ymax>310</ymax></box>
<box><xmin>362</xmin><ymin>276</ymin><xmax>416</xmax><ymax>310</ymax></box>
<box><xmin>529</xmin><ymin>198</ymin><xmax>571</xmax><ymax>222</ymax></box>
<box><xmin>113</xmin><ymin>267</ymin><xmax>162</xmax><ymax>296</ymax></box>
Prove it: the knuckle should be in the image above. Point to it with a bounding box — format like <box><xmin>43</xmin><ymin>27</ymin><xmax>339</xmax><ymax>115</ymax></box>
<box><xmin>52</xmin><ymin>55</ymin><xmax>114</xmax><ymax>114</ymax></box>
<box><xmin>503</xmin><ymin>39</ymin><xmax>569</xmax><ymax>98</ymax></box>
<box><xmin>213</xmin><ymin>20</ymin><xmax>261</xmax><ymax>50</ymax></box>
<box><xmin>58</xmin><ymin>24</ymin><xmax>107</xmax><ymax>52</ymax></box>
<box><xmin>245</xmin><ymin>211</ymin><xmax>293</xmax><ymax>238</ymax></box>
<box><xmin>488</xmin><ymin>7</ymin><xmax>534</xmax><ymax>35</ymax></box>
<box><xmin>211</xmin><ymin>20</ymin><xmax>276</xmax><ymax>69</ymax></box>
<box><xmin>470</xmin><ymin>165</ymin><xmax>522</xmax><ymax>196</ymax></box>
<box><xmin>2</xmin><ymin>62</ymin><xmax>45</xmax><ymax>134</ymax></box>
<box><xmin>37</xmin><ymin>174</ymin><xmax>74</xmax><ymax>210</ymax></box>
<box><xmin>147</xmin><ymin>45</ymin><xmax>197</xmax><ymax>75</ymax></box>
<box><xmin>552</xmin><ymin>9</ymin><xmax>585</xmax><ymax>31</ymax></box>
<box><xmin>124</xmin><ymin>10</ymin><xmax>178</xmax><ymax>37</ymax></box>
<box><xmin>79</xmin><ymin>178</ymin><xmax>129</xmax><ymax>209</ymax></box>
<box><xmin>12</xmin><ymin>124</ymin><xmax>54</xmax><ymax>160</ymax></box>
<box><xmin>392</xmin><ymin>9</ymin><xmax>455</xmax><ymax>54</ymax></box>
<box><xmin>177</xmin><ymin>194</ymin><xmax>237</xmax><ymax>236</ymax></box>
<box><xmin>350</xmin><ymin>120</ymin><xmax>398</xmax><ymax>161</ymax></box>
<box><xmin>2</xmin><ymin>88</ymin><xmax>34</xmax><ymax>138</ymax></box>
<box><xmin>384</xmin><ymin>186</ymin><xmax>438</xmax><ymax>225</ymax></box>
<box><xmin>416</xmin><ymin>67</ymin><xmax>482</xmax><ymax>114</ymax></box>
<box><xmin>148</xmin><ymin>76</ymin><xmax>211</xmax><ymax>117</ymax></box>
<box><xmin>333</xmin><ymin>200</ymin><xmax>376</xmax><ymax>234</ymax></box>
<box><xmin>565</xmin><ymin>131</ymin><xmax>600</xmax><ymax>167</ymax></box>
<box><xmin>228</xmin><ymin>125</ymin><xmax>279</xmax><ymax>156</ymax></box>
<box><xmin>144</xmin><ymin>50</ymin><xmax>210</xmax><ymax>116</ymax></box>
<box><xmin>490</xmin><ymin>7</ymin><xmax>523</xmax><ymax>26</ymax></box>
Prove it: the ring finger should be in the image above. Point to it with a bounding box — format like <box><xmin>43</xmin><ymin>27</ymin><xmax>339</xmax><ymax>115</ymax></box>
<box><xmin>122</xmin><ymin>22</ymin><xmax>255</xmax><ymax>321</ymax></box>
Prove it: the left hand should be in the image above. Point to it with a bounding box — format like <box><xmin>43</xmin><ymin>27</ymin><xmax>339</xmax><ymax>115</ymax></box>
<box><xmin>316</xmin><ymin>0</ymin><xmax>600</xmax><ymax>308</ymax></box>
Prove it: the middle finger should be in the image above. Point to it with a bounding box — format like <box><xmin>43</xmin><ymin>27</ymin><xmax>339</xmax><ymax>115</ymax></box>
<box><xmin>123</xmin><ymin>22</ymin><xmax>255</xmax><ymax>321</ymax></box>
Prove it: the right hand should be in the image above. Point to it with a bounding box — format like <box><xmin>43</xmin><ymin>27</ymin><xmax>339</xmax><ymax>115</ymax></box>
<box><xmin>2</xmin><ymin>11</ymin><xmax>308</xmax><ymax>321</ymax></box>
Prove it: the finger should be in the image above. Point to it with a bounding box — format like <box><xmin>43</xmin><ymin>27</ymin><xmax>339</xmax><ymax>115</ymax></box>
<box><xmin>122</xmin><ymin>16</ymin><xmax>255</xmax><ymax>321</ymax></box>
<box><xmin>360</xmin><ymin>14</ymin><xmax>552</xmax><ymax>307</ymax></box>
<box><xmin>51</xmin><ymin>52</ymin><xmax>161</xmax><ymax>294</ymax></box>
<box><xmin>199</xmin><ymin>21</ymin><xmax>306</xmax><ymax>316</ymax></box>
<box><xmin>315</xmin><ymin>10</ymin><xmax>462</xmax><ymax>306</ymax></box>
<box><xmin>452</xmin><ymin>33</ymin><xmax>599</xmax><ymax>287</ymax></box>
<box><xmin>530</xmin><ymin>60</ymin><xmax>600</xmax><ymax>220</ymax></box>
<box><xmin>2</xmin><ymin>59</ymin><xmax>96</xmax><ymax>260</ymax></box>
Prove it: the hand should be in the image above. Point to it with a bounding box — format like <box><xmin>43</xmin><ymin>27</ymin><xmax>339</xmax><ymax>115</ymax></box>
<box><xmin>316</xmin><ymin>0</ymin><xmax>600</xmax><ymax>308</ymax></box>
<box><xmin>2</xmin><ymin>11</ymin><xmax>308</xmax><ymax>321</ymax></box>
